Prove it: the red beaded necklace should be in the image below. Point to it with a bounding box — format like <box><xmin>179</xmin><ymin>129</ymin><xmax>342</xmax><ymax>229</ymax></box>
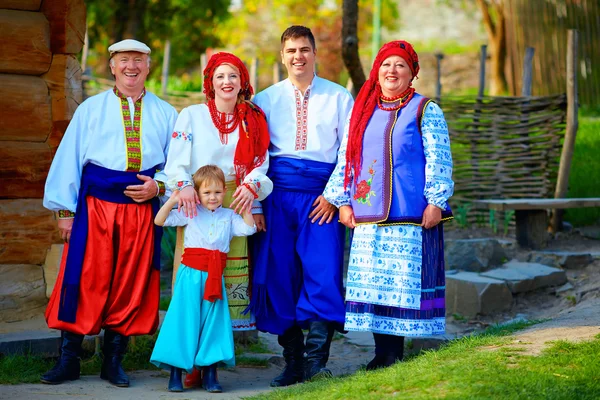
<box><xmin>208</xmin><ymin>100</ymin><xmax>240</xmax><ymax>144</ymax></box>
<box><xmin>377</xmin><ymin>87</ymin><xmax>416</xmax><ymax>111</ymax></box>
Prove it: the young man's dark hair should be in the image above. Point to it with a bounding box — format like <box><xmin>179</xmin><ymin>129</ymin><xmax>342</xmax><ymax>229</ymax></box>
<box><xmin>280</xmin><ymin>25</ymin><xmax>316</xmax><ymax>50</ymax></box>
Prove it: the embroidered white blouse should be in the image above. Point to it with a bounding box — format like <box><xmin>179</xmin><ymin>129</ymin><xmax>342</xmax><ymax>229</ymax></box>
<box><xmin>164</xmin><ymin>206</ymin><xmax>256</xmax><ymax>253</ymax></box>
<box><xmin>252</xmin><ymin>76</ymin><xmax>354</xmax><ymax>164</ymax></box>
<box><xmin>43</xmin><ymin>89</ymin><xmax>178</xmax><ymax>213</ymax></box>
<box><xmin>162</xmin><ymin>104</ymin><xmax>273</xmax><ymax>203</ymax></box>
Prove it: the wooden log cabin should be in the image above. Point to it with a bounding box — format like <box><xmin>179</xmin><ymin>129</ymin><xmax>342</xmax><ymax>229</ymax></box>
<box><xmin>0</xmin><ymin>0</ymin><xmax>85</xmax><ymax>324</ymax></box>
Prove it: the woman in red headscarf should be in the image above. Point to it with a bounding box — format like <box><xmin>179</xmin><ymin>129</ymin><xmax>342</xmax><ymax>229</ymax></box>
<box><xmin>323</xmin><ymin>41</ymin><xmax>455</xmax><ymax>370</ymax></box>
<box><xmin>161</xmin><ymin>52</ymin><xmax>271</xmax><ymax>390</ymax></box>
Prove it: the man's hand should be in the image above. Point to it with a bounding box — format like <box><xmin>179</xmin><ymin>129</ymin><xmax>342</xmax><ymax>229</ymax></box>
<box><xmin>421</xmin><ymin>204</ymin><xmax>442</xmax><ymax>229</ymax></box>
<box><xmin>124</xmin><ymin>174</ymin><xmax>158</xmax><ymax>203</ymax></box>
<box><xmin>58</xmin><ymin>218</ymin><xmax>74</xmax><ymax>243</ymax></box>
<box><xmin>253</xmin><ymin>214</ymin><xmax>266</xmax><ymax>232</ymax></box>
<box><xmin>339</xmin><ymin>205</ymin><xmax>356</xmax><ymax>229</ymax></box>
<box><xmin>308</xmin><ymin>195</ymin><xmax>337</xmax><ymax>225</ymax></box>
<box><xmin>178</xmin><ymin>186</ymin><xmax>200</xmax><ymax>218</ymax></box>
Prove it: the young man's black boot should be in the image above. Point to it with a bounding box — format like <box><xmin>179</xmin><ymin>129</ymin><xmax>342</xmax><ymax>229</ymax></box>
<box><xmin>304</xmin><ymin>321</ymin><xmax>334</xmax><ymax>381</ymax></box>
<box><xmin>270</xmin><ymin>326</ymin><xmax>305</xmax><ymax>387</ymax></box>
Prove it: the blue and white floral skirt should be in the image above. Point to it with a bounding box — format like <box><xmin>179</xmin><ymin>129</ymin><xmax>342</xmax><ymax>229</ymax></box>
<box><xmin>344</xmin><ymin>223</ymin><xmax>445</xmax><ymax>337</ymax></box>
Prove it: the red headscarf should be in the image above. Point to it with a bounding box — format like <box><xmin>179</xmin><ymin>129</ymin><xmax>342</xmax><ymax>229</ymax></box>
<box><xmin>203</xmin><ymin>52</ymin><xmax>270</xmax><ymax>185</ymax></box>
<box><xmin>344</xmin><ymin>40</ymin><xmax>420</xmax><ymax>190</ymax></box>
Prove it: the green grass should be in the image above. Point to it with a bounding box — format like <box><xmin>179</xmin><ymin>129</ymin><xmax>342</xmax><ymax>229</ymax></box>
<box><xmin>249</xmin><ymin>322</ymin><xmax>600</xmax><ymax>400</ymax></box>
<box><xmin>565</xmin><ymin>116</ymin><xmax>600</xmax><ymax>226</ymax></box>
<box><xmin>235</xmin><ymin>355</ymin><xmax>270</xmax><ymax>368</ymax></box>
<box><xmin>159</xmin><ymin>296</ymin><xmax>171</xmax><ymax>311</ymax></box>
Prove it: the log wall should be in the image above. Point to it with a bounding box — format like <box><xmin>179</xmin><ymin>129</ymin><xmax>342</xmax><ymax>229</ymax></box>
<box><xmin>0</xmin><ymin>0</ymin><xmax>85</xmax><ymax>323</ymax></box>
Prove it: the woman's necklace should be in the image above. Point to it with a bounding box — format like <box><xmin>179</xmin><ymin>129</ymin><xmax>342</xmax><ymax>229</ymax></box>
<box><xmin>208</xmin><ymin>100</ymin><xmax>240</xmax><ymax>144</ymax></box>
<box><xmin>377</xmin><ymin>87</ymin><xmax>416</xmax><ymax>111</ymax></box>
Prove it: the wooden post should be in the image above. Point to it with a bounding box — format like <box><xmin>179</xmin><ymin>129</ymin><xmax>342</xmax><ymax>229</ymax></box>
<box><xmin>273</xmin><ymin>62</ymin><xmax>283</xmax><ymax>84</ymax></box>
<box><xmin>200</xmin><ymin>53</ymin><xmax>207</xmax><ymax>89</ymax></box>
<box><xmin>551</xmin><ymin>30</ymin><xmax>579</xmax><ymax>232</ymax></box>
<box><xmin>434</xmin><ymin>53</ymin><xmax>443</xmax><ymax>101</ymax></box>
<box><xmin>161</xmin><ymin>39</ymin><xmax>171</xmax><ymax>98</ymax></box>
<box><xmin>521</xmin><ymin>47</ymin><xmax>535</xmax><ymax>97</ymax></box>
<box><xmin>81</xmin><ymin>27</ymin><xmax>89</xmax><ymax>74</ymax></box>
<box><xmin>250</xmin><ymin>57</ymin><xmax>258</xmax><ymax>95</ymax></box>
<box><xmin>478</xmin><ymin>45</ymin><xmax>487</xmax><ymax>97</ymax></box>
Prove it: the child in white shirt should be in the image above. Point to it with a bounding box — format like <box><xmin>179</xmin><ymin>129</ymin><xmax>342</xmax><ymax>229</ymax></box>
<box><xmin>150</xmin><ymin>165</ymin><xmax>256</xmax><ymax>393</ymax></box>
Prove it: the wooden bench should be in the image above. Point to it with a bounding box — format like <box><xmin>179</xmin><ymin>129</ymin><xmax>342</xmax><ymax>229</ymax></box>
<box><xmin>473</xmin><ymin>198</ymin><xmax>600</xmax><ymax>249</ymax></box>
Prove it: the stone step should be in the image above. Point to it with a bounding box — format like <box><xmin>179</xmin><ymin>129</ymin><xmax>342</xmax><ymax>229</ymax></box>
<box><xmin>528</xmin><ymin>251</ymin><xmax>599</xmax><ymax>270</ymax></box>
<box><xmin>445</xmin><ymin>271</ymin><xmax>513</xmax><ymax>318</ymax></box>
<box><xmin>481</xmin><ymin>261</ymin><xmax>567</xmax><ymax>294</ymax></box>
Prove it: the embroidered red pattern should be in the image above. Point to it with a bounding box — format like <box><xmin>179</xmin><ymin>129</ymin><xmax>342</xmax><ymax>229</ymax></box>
<box><xmin>294</xmin><ymin>87</ymin><xmax>311</xmax><ymax>151</ymax></box>
<box><xmin>114</xmin><ymin>87</ymin><xmax>145</xmax><ymax>171</ymax></box>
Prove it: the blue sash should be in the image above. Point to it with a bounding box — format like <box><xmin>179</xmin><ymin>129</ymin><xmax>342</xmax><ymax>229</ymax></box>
<box><xmin>267</xmin><ymin>156</ymin><xmax>336</xmax><ymax>194</ymax></box>
<box><xmin>58</xmin><ymin>163</ymin><xmax>162</xmax><ymax>323</ymax></box>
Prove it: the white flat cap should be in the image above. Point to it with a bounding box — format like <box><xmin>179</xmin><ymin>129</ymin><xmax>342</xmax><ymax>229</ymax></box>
<box><xmin>108</xmin><ymin>39</ymin><xmax>151</xmax><ymax>56</ymax></box>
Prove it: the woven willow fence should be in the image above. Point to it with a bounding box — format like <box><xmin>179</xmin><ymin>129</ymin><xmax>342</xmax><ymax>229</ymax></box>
<box><xmin>440</xmin><ymin>94</ymin><xmax>567</xmax><ymax>229</ymax></box>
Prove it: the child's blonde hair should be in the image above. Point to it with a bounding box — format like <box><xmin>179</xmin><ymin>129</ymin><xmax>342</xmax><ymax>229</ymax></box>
<box><xmin>193</xmin><ymin>165</ymin><xmax>226</xmax><ymax>191</ymax></box>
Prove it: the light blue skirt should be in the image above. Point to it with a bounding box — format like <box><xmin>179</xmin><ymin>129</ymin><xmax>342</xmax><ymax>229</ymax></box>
<box><xmin>150</xmin><ymin>264</ymin><xmax>235</xmax><ymax>372</ymax></box>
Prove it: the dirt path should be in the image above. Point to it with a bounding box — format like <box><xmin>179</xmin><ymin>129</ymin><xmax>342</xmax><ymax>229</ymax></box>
<box><xmin>512</xmin><ymin>297</ymin><xmax>600</xmax><ymax>355</ymax></box>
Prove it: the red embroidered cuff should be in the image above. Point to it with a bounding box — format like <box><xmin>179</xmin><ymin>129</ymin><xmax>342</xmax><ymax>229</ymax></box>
<box><xmin>58</xmin><ymin>210</ymin><xmax>75</xmax><ymax>219</ymax></box>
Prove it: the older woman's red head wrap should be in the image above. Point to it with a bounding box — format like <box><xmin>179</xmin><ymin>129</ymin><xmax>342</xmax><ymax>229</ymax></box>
<box><xmin>344</xmin><ymin>40</ymin><xmax>419</xmax><ymax>190</ymax></box>
<box><xmin>203</xmin><ymin>52</ymin><xmax>270</xmax><ymax>185</ymax></box>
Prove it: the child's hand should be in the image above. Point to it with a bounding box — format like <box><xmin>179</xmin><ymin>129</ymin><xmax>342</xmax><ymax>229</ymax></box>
<box><xmin>169</xmin><ymin>190</ymin><xmax>180</xmax><ymax>201</ymax></box>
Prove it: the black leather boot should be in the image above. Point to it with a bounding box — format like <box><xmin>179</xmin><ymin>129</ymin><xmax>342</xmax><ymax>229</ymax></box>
<box><xmin>168</xmin><ymin>366</ymin><xmax>183</xmax><ymax>392</ymax></box>
<box><xmin>202</xmin><ymin>364</ymin><xmax>222</xmax><ymax>393</ymax></box>
<box><xmin>100</xmin><ymin>329</ymin><xmax>130</xmax><ymax>387</ymax></box>
<box><xmin>40</xmin><ymin>331</ymin><xmax>84</xmax><ymax>384</ymax></box>
<box><xmin>270</xmin><ymin>325</ymin><xmax>305</xmax><ymax>387</ymax></box>
<box><xmin>304</xmin><ymin>321</ymin><xmax>334</xmax><ymax>381</ymax></box>
<box><xmin>366</xmin><ymin>333</ymin><xmax>399</xmax><ymax>371</ymax></box>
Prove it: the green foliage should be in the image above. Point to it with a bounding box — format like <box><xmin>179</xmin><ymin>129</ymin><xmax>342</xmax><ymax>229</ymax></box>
<box><xmin>159</xmin><ymin>296</ymin><xmax>171</xmax><ymax>311</ymax></box>
<box><xmin>84</xmin><ymin>0</ymin><xmax>231</xmax><ymax>79</ymax></box>
<box><xmin>565</xmin><ymin>116</ymin><xmax>600</xmax><ymax>226</ymax></box>
<box><xmin>453</xmin><ymin>202</ymin><xmax>472</xmax><ymax>228</ymax></box>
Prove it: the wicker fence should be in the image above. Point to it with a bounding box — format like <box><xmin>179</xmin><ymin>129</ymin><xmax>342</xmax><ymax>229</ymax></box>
<box><xmin>441</xmin><ymin>94</ymin><xmax>567</xmax><ymax>228</ymax></box>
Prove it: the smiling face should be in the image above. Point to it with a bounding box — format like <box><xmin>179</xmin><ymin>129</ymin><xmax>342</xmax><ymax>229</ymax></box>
<box><xmin>110</xmin><ymin>51</ymin><xmax>150</xmax><ymax>97</ymax></box>
<box><xmin>281</xmin><ymin>36</ymin><xmax>316</xmax><ymax>83</ymax></box>
<box><xmin>198</xmin><ymin>180</ymin><xmax>226</xmax><ymax>211</ymax></box>
<box><xmin>212</xmin><ymin>64</ymin><xmax>241</xmax><ymax>103</ymax></box>
<box><xmin>378</xmin><ymin>55</ymin><xmax>413</xmax><ymax>98</ymax></box>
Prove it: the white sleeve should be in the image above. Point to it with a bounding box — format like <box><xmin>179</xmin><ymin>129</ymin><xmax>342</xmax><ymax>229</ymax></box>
<box><xmin>43</xmin><ymin>104</ymin><xmax>90</xmax><ymax>213</ymax></box>
<box><xmin>422</xmin><ymin>102</ymin><xmax>454</xmax><ymax>210</ymax></box>
<box><xmin>154</xmin><ymin>105</ymin><xmax>179</xmax><ymax>185</ymax></box>
<box><xmin>243</xmin><ymin>152</ymin><xmax>272</xmax><ymax>201</ymax></box>
<box><xmin>230</xmin><ymin>212</ymin><xmax>257</xmax><ymax>237</ymax></box>
<box><xmin>323</xmin><ymin>112</ymin><xmax>352</xmax><ymax>208</ymax></box>
<box><xmin>337</xmin><ymin>91</ymin><xmax>355</xmax><ymax>144</ymax></box>
<box><xmin>163</xmin><ymin>208</ymin><xmax>190</xmax><ymax>227</ymax></box>
<box><xmin>163</xmin><ymin>107</ymin><xmax>194</xmax><ymax>190</ymax></box>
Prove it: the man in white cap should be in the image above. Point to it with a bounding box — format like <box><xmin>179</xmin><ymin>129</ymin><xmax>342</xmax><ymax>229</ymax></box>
<box><xmin>41</xmin><ymin>39</ymin><xmax>177</xmax><ymax>387</ymax></box>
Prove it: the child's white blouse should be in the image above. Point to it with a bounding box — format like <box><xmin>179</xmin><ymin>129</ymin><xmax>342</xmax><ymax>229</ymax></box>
<box><xmin>164</xmin><ymin>205</ymin><xmax>256</xmax><ymax>253</ymax></box>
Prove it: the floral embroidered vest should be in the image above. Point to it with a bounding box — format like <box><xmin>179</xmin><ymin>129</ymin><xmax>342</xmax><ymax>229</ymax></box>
<box><xmin>350</xmin><ymin>93</ymin><xmax>450</xmax><ymax>225</ymax></box>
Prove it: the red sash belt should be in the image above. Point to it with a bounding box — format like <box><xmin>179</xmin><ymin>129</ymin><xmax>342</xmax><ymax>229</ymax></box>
<box><xmin>181</xmin><ymin>248</ymin><xmax>227</xmax><ymax>302</ymax></box>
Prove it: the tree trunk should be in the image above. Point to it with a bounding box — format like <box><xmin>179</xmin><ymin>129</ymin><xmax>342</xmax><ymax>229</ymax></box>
<box><xmin>476</xmin><ymin>0</ymin><xmax>508</xmax><ymax>95</ymax></box>
<box><xmin>341</xmin><ymin>0</ymin><xmax>365</xmax><ymax>96</ymax></box>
